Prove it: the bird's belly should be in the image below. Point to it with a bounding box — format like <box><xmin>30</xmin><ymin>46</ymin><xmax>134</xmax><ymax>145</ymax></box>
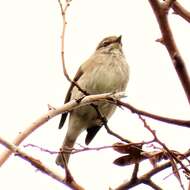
<box><xmin>71</xmin><ymin>58</ymin><xmax>128</xmax><ymax>125</ymax></box>
<box><xmin>73</xmin><ymin>101</ymin><xmax>116</xmax><ymax>127</ymax></box>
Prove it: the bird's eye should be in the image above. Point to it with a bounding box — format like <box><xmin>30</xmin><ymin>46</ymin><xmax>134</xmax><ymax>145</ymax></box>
<box><xmin>96</xmin><ymin>40</ymin><xmax>112</xmax><ymax>50</ymax></box>
<box><xmin>102</xmin><ymin>41</ymin><xmax>110</xmax><ymax>47</ymax></box>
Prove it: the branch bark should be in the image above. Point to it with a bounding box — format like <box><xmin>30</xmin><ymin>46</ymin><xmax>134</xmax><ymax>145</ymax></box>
<box><xmin>115</xmin><ymin>149</ymin><xmax>190</xmax><ymax>190</ymax></box>
<box><xmin>117</xmin><ymin>100</ymin><xmax>190</xmax><ymax>128</ymax></box>
<box><xmin>0</xmin><ymin>136</ymin><xmax>85</xmax><ymax>190</ymax></box>
<box><xmin>0</xmin><ymin>92</ymin><xmax>125</xmax><ymax>166</ymax></box>
<box><xmin>148</xmin><ymin>0</ymin><xmax>190</xmax><ymax>104</ymax></box>
<box><xmin>172</xmin><ymin>1</ymin><xmax>190</xmax><ymax>23</ymax></box>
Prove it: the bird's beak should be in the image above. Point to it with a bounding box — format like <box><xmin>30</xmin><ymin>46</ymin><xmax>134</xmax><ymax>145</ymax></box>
<box><xmin>116</xmin><ymin>35</ymin><xmax>122</xmax><ymax>43</ymax></box>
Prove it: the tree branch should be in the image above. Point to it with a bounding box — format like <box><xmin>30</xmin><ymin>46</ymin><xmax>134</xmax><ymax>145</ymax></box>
<box><xmin>172</xmin><ymin>1</ymin><xmax>190</xmax><ymax>23</ymax></box>
<box><xmin>115</xmin><ymin>149</ymin><xmax>190</xmax><ymax>190</ymax></box>
<box><xmin>0</xmin><ymin>92</ymin><xmax>125</xmax><ymax>166</ymax></box>
<box><xmin>148</xmin><ymin>0</ymin><xmax>190</xmax><ymax>104</ymax></box>
<box><xmin>144</xmin><ymin>179</ymin><xmax>163</xmax><ymax>190</ymax></box>
<box><xmin>0</xmin><ymin>136</ymin><xmax>85</xmax><ymax>190</ymax></box>
<box><xmin>117</xmin><ymin>100</ymin><xmax>190</xmax><ymax>128</ymax></box>
<box><xmin>58</xmin><ymin>0</ymin><xmax>88</xmax><ymax>95</ymax></box>
<box><xmin>131</xmin><ymin>163</ymin><xmax>139</xmax><ymax>182</ymax></box>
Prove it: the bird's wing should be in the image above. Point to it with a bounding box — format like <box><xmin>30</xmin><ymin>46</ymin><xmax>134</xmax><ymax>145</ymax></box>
<box><xmin>85</xmin><ymin>125</ymin><xmax>102</xmax><ymax>145</ymax></box>
<box><xmin>58</xmin><ymin>67</ymin><xmax>84</xmax><ymax>129</ymax></box>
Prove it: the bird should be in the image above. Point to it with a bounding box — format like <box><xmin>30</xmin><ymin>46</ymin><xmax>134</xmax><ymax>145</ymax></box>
<box><xmin>56</xmin><ymin>35</ymin><xmax>129</xmax><ymax>168</ymax></box>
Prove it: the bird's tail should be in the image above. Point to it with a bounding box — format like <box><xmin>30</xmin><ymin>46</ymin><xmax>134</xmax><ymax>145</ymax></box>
<box><xmin>56</xmin><ymin>118</ymin><xmax>84</xmax><ymax>168</ymax></box>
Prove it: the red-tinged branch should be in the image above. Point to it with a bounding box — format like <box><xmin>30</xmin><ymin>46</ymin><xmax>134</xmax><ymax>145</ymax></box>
<box><xmin>138</xmin><ymin>115</ymin><xmax>187</xmax><ymax>189</ymax></box>
<box><xmin>172</xmin><ymin>1</ymin><xmax>190</xmax><ymax>23</ymax></box>
<box><xmin>115</xmin><ymin>149</ymin><xmax>190</xmax><ymax>190</ymax></box>
<box><xmin>148</xmin><ymin>0</ymin><xmax>190</xmax><ymax>104</ymax></box>
<box><xmin>117</xmin><ymin>100</ymin><xmax>190</xmax><ymax>128</ymax></box>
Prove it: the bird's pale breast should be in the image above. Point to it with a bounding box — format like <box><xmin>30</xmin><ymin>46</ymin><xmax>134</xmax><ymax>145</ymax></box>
<box><xmin>70</xmin><ymin>50</ymin><xmax>129</xmax><ymax>123</ymax></box>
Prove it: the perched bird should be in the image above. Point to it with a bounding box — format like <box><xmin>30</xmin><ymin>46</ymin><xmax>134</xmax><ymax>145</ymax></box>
<box><xmin>56</xmin><ymin>35</ymin><xmax>129</xmax><ymax>167</ymax></box>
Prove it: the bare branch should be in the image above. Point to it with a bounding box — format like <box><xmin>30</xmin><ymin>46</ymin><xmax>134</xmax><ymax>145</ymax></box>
<box><xmin>143</xmin><ymin>179</ymin><xmax>163</xmax><ymax>190</ymax></box>
<box><xmin>148</xmin><ymin>0</ymin><xmax>190</xmax><ymax>104</ymax></box>
<box><xmin>115</xmin><ymin>149</ymin><xmax>190</xmax><ymax>190</ymax></box>
<box><xmin>138</xmin><ymin>115</ymin><xmax>187</xmax><ymax>189</ymax></box>
<box><xmin>58</xmin><ymin>0</ymin><xmax>70</xmax><ymax>76</ymax></box>
<box><xmin>104</xmin><ymin>120</ymin><xmax>131</xmax><ymax>143</ymax></box>
<box><xmin>163</xmin><ymin>0</ymin><xmax>176</xmax><ymax>12</ymax></box>
<box><xmin>117</xmin><ymin>100</ymin><xmax>190</xmax><ymax>128</ymax></box>
<box><xmin>139</xmin><ymin>115</ymin><xmax>190</xmax><ymax>175</ymax></box>
<box><xmin>172</xmin><ymin>1</ymin><xmax>190</xmax><ymax>23</ymax></box>
<box><xmin>0</xmin><ymin>136</ymin><xmax>85</xmax><ymax>190</ymax></box>
<box><xmin>0</xmin><ymin>92</ymin><xmax>125</xmax><ymax>166</ymax></box>
<box><xmin>24</xmin><ymin>142</ymin><xmax>146</xmax><ymax>156</ymax></box>
<box><xmin>131</xmin><ymin>164</ymin><xmax>139</xmax><ymax>181</ymax></box>
<box><xmin>58</xmin><ymin>0</ymin><xmax>88</xmax><ymax>95</ymax></box>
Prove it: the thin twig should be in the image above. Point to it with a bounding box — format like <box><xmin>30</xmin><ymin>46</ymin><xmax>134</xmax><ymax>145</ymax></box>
<box><xmin>58</xmin><ymin>0</ymin><xmax>88</xmax><ymax>95</ymax></box>
<box><xmin>104</xmin><ymin>122</ymin><xmax>131</xmax><ymax>143</ymax></box>
<box><xmin>138</xmin><ymin>115</ymin><xmax>187</xmax><ymax>189</ymax></box>
<box><xmin>139</xmin><ymin>115</ymin><xmax>190</xmax><ymax>175</ymax></box>
<box><xmin>24</xmin><ymin>141</ymin><xmax>147</xmax><ymax>156</ymax></box>
<box><xmin>117</xmin><ymin>100</ymin><xmax>190</xmax><ymax>128</ymax></box>
<box><xmin>115</xmin><ymin>149</ymin><xmax>190</xmax><ymax>190</ymax></box>
<box><xmin>0</xmin><ymin>136</ymin><xmax>85</xmax><ymax>190</ymax></box>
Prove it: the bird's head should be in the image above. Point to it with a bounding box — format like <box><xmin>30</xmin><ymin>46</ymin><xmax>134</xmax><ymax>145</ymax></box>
<box><xmin>96</xmin><ymin>35</ymin><xmax>122</xmax><ymax>52</ymax></box>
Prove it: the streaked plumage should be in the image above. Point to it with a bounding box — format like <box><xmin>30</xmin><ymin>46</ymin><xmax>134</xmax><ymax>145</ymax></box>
<box><xmin>56</xmin><ymin>36</ymin><xmax>129</xmax><ymax>167</ymax></box>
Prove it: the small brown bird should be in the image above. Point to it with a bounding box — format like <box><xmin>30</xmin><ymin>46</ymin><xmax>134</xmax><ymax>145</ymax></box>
<box><xmin>56</xmin><ymin>35</ymin><xmax>129</xmax><ymax>167</ymax></box>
